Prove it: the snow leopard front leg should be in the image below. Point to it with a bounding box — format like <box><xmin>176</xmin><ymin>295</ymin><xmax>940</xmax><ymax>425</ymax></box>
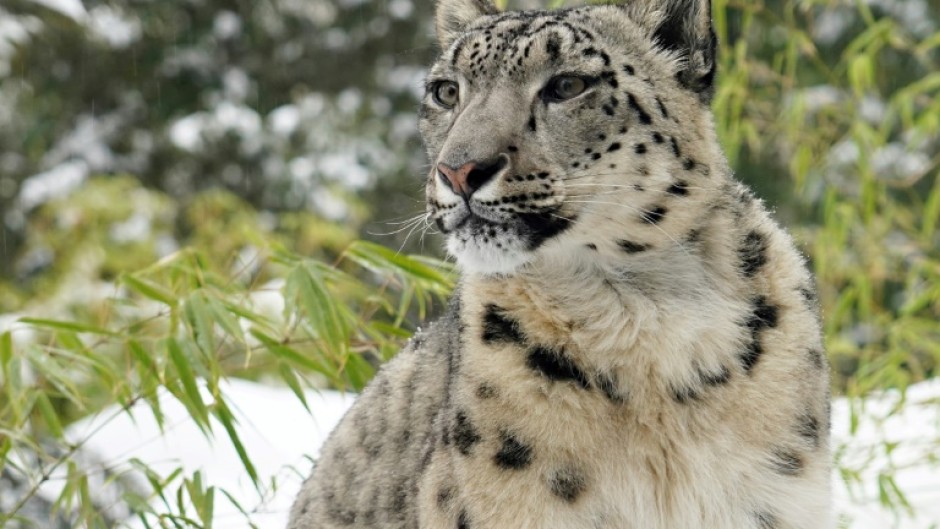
<box><xmin>287</xmin><ymin>300</ymin><xmax>462</xmax><ymax>529</ymax></box>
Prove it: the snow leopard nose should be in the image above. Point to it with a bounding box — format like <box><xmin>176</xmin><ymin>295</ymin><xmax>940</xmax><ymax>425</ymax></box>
<box><xmin>437</xmin><ymin>155</ymin><xmax>508</xmax><ymax>199</ymax></box>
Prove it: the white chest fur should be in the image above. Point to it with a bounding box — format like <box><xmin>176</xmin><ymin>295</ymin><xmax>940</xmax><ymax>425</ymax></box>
<box><xmin>425</xmin><ymin>252</ymin><xmax>829</xmax><ymax>529</ymax></box>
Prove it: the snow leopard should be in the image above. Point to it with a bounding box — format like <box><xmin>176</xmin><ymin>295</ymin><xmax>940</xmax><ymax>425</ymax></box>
<box><xmin>288</xmin><ymin>0</ymin><xmax>831</xmax><ymax>528</ymax></box>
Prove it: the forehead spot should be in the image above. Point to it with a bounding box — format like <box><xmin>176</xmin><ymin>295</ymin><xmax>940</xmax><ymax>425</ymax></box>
<box><xmin>450</xmin><ymin>13</ymin><xmax>601</xmax><ymax>76</ymax></box>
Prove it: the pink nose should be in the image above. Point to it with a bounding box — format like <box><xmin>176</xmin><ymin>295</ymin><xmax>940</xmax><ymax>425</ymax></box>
<box><xmin>437</xmin><ymin>162</ymin><xmax>477</xmax><ymax>198</ymax></box>
<box><xmin>437</xmin><ymin>156</ymin><xmax>508</xmax><ymax>199</ymax></box>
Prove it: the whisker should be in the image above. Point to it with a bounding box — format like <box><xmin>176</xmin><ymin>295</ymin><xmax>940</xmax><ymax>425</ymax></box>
<box><xmin>565</xmin><ymin>190</ymin><xmax>632</xmax><ymax>197</ymax></box>
<box><xmin>396</xmin><ymin>214</ymin><xmax>429</xmax><ymax>255</ymax></box>
<box><xmin>566</xmin><ymin>182</ymin><xmax>712</xmax><ymax>192</ymax></box>
<box><xmin>382</xmin><ymin>214</ymin><xmax>431</xmax><ymax>225</ymax></box>
<box><xmin>562</xmin><ymin>171</ymin><xmax>713</xmax><ymax>184</ymax></box>
<box><xmin>367</xmin><ymin>213</ymin><xmax>429</xmax><ymax>237</ymax></box>
<box><xmin>550</xmin><ymin>212</ymin><xmax>576</xmax><ymax>223</ymax></box>
<box><xmin>374</xmin><ymin>209</ymin><xmax>430</xmax><ymax>223</ymax></box>
<box><xmin>418</xmin><ymin>214</ymin><xmax>439</xmax><ymax>249</ymax></box>
<box><xmin>561</xmin><ymin>170</ymin><xmax>711</xmax><ymax>181</ymax></box>
<box><xmin>564</xmin><ymin>199</ymin><xmax>694</xmax><ymax>259</ymax></box>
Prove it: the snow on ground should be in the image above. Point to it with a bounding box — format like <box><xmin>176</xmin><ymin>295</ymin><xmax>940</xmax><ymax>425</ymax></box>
<box><xmin>831</xmin><ymin>379</ymin><xmax>940</xmax><ymax>529</ymax></box>
<box><xmin>61</xmin><ymin>378</ymin><xmax>940</xmax><ymax>528</ymax></box>
<box><xmin>60</xmin><ymin>379</ymin><xmax>355</xmax><ymax>527</ymax></box>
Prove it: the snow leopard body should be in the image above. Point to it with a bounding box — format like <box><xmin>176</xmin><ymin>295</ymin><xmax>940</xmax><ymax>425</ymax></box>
<box><xmin>288</xmin><ymin>0</ymin><xmax>831</xmax><ymax>527</ymax></box>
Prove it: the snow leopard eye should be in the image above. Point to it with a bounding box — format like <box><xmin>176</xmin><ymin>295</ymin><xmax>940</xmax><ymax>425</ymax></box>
<box><xmin>542</xmin><ymin>75</ymin><xmax>589</xmax><ymax>102</ymax></box>
<box><xmin>431</xmin><ymin>81</ymin><xmax>460</xmax><ymax>109</ymax></box>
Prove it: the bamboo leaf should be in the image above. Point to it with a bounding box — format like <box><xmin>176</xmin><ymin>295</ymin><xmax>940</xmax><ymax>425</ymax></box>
<box><xmin>26</xmin><ymin>347</ymin><xmax>85</xmax><ymax>407</ymax></box>
<box><xmin>0</xmin><ymin>330</ymin><xmax>11</xmax><ymax>376</ymax></box>
<box><xmin>212</xmin><ymin>398</ymin><xmax>259</xmax><ymax>488</ymax></box>
<box><xmin>186</xmin><ymin>471</ymin><xmax>215</xmax><ymax>529</ymax></box>
<box><xmin>18</xmin><ymin>318</ymin><xmax>116</xmax><ymax>337</ymax></box>
<box><xmin>222</xmin><ymin>298</ymin><xmax>272</xmax><ymax>327</ymax></box>
<box><xmin>341</xmin><ymin>352</ymin><xmax>376</xmax><ymax>392</ymax></box>
<box><xmin>129</xmin><ymin>339</ymin><xmax>161</xmax><ymax>378</ymax></box>
<box><xmin>922</xmin><ymin>174</ymin><xmax>940</xmax><ymax>240</ymax></box>
<box><xmin>184</xmin><ymin>292</ymin><xmax>216</xmax><ymax>355</ymax></box>
<box><xmin>0</xmin><ymin>436</ymin><xmax>10</xmax><ymax>475</ymax></box>
<box><xmin>123</xmin><ymin>274</ymin><xmax>177</xmax><ymax>306</ymax></box>
<box><xmin>345</xmin><ymin>240</ymin><xmax>454</xmax><ymax>287</ymax></box>
<box><xmin>278</xmin><ymin>363</ymin><xmax>311</xmax><ymax>413</ymax></box>
<box><xmin>166</xmin><ymin>338</ymin><xmax>210</xmax><ymax>431</ymax></box>
<box><xmin>369</xmin><ymin>321</ymin><xmax>413</xmax><ymax>339</ymax></box>
<box><xmin>249</xmin><ymin>328</ymin><xmax>330</xmax><ymax>376</ymax></box>
<box><xmin>35</xmin><ymin>392</ymin><xmax>65</xmax><ymax>439</ymax></box>
<box><xmin>286</xmin><ymin>264</ymin><xmax>348</xmax><ymax>355</ymax></box>
<box><xmin>219</xmin><ymin>489</ymin><xmax>261</xmax><ymax>529</ymax></box>
<box><xmin>206</xmin><ymin>296</ymin><xmax>246</xmax><ymax>343</ymax></box>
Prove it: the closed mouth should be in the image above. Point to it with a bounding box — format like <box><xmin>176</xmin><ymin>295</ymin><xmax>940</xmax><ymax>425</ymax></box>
<box><xmin>444</xmin><ymin>207</ymin><xmax>575</xmax><ymax>252</ymax></box>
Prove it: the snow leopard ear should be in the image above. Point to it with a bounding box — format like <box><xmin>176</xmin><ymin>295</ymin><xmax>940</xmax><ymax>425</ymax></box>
<box><xmin>436</xmin><ymin>0</ymin><xmax>498</xmax><ymax>50</ymax></box>
<box><xmin>620</xmin><ymin>0</ymin><xmax>718</xmax><ymax>103</ymax></box>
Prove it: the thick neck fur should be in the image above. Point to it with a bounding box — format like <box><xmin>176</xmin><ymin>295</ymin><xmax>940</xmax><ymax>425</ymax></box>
<box><xmin>458</xmin><ymin>177</ymin><xmax>758</xmax><ymax>411</ymax></box>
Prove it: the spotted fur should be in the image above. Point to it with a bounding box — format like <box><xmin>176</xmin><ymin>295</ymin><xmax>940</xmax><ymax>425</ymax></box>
<box><xmin>289</xmin><ymin>1</ymin><xmax>830</xmax><ymax>527</ymax></box>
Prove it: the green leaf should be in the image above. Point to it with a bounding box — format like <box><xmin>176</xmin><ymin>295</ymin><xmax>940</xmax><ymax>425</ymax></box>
<box><xmin>286</xmin><ymin>264</ymin><xmax>348</xmax><ymax>355</ymax></box>
<box><xmin>369</xmin><ymin>321</ymin><xmax>413</xmax><ymax>339</ymax></box>
<box><xmin>218</xmin><ymin>489</ymin><xmax>261</xmax><ymax>529</ymax></box>
<box><xmin>249</xmin><ymin>328</ymin><xmax>330</xmax><ymax>376</ymax></box>
<box><xmin>278</xmin><ymin>363</ymin><xmax>311</xmax><ymax>413</ymax></box>
<box><xmin>129</xmin><ymin>340</ymin><xmax>166</xmax><ymax>429</ymax></box>
<box><xmin>123</xmin><ymin>274</ymin><xmax>177</xmax><ymax>306</ymax></box>
<box><xmin>185</xmin><ymin>292</ymin><xmax>216</xmax><ymax>356</ymax></box>
<box><xmin>18</xmin><ymin>318</ymin><xmax>116</xmax><ymax>336</ymax></box>
<box><xmin>25</xmin><ymin>347</ymin><xmax>84</xmax><ymax>407</ymax></box>
<box><xmin>186</xmin><ymin>471</ymin><xmax>215</xmax><ymax>529</ymax></box>
<box><xmin>129</xmin><ymin>339</ymin><xmax>161</xmax><ymax>377</ymax></box>
<box><xmin>221</xmin><ymin>298</ymin><xmax>271</xmax><ymax>327</ymax></box>
<box><xmin>0</xmin><ymin>436</ymin><xmax>11</xmax><ymax>475</ymax></box>
<box><xmin>345</xmin><ymin>240</ymin><xmax>454</xmax><ymax>288</ymax></box>
<box><xmin>206</xmin><ymin>296</ymin><xmax>246</xmax><ymax>343</ymax></box>
<box><xmin>922</xmin><ymin>175</ymin><xmax>940</xmax><ymax>240</ymax></box>
<box><xmin>341</xmin><ymin>352</ymin><xmax>376</xmax><ymax>392</ymax></box>
<box><xmin>2</xmin><ymin>353</ymin><xmax>24</xmax><ymax>422</ymax></box>
<box><xmin>56</xmin><ymin>331</ymin><xmax>86</xmax><ymax>353</ymax></box>
<box><xmin>212</xmin><ymin>398</ymin><xmax>259</xmax><ymax>488</ymax></box>
<box><xmin>167</xmin><ymin>338</ymin><xmax>210</xmax><ymax>431</ymax></box>
<box><xmin>0</xmin><ymin>331</ymin><xmax>11</xmax><ymax>375</ymax></box>
<box><xmin>35</xmin><ymin>392</ymin><xmax>65</xmax><ymax>439</ymax></box>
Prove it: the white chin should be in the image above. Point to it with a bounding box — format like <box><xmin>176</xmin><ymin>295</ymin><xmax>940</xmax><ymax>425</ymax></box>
<box><xmin>447</xmin><ymin>237</ymin><xmax>533</xmax><ymax>276</ymax></box>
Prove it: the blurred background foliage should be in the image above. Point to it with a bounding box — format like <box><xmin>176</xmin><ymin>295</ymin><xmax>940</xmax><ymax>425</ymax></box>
<box><xmin>0</xmin><ymin>0</ymin><xmax>938</xmax><ymax>526</ymax></box>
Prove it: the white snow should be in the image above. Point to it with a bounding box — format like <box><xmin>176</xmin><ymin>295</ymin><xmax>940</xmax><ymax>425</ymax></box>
<box><xmin>86</xmin><ymin>5</ymin><xmax>141</xmax><ymax>48</ymax></box>
<box><xmin>388</xmin><ymin>0</ymin><xmax>414</xmax><ymax>20</ymax></box>
<box><xmin>336</xmin><ymin>89</ymin><xmax>363</xmax><ymax>115</ymax></box>
<box><xmin>871</xmin><ymin>143</ymin><xmax>931</xmax><ymax>182</ymax></box>
<box><xmin>223</xmin><ymin>68</ymin><xmax>252</xmax><ymax>101</ymax></box>
<box><xmin>310</xmin><ymin>190</ymin><xmax>350</xmax><ymax>220</ymax></box>
<box><xmin>318</xmin><ymin>152</ymin><xmax>371</xmax><ymax>188</ymax></box>
<box><xmin>213</xmin><ymin>11</ymin><xmax>243</xmax><ymax>40</ymax></box>
<box><xmin>268</xmin><ymin>104</ymin><xmax>301</xmax><ymax>137</ymax></box>
<box><xmin>832</xmin><ymin>379</ymin><xmax>940</xmax><ymax>529</ymax></box>
<box><xmin>289</xmin><ymin>156</ymin><xmax>317</xmax><ymax>182</ymax></box>
<box><xmin>27</xmin><ymin>0</ymin><xmax>88</xmax><ymax>21</ymax></box>
<box><xmin>214</xmin><ymin>101</ymin><xmax>263</xmax><ymax>140</ymax></box>
<box><xmin>169</xmin><ymin>114</ymin><xmax>207</xmax><ymax>152</ymax></box>
<box><xmin>62</xmin><ymin>379</ymin><xmax>355</xmax><ymax>528</ymax></box>
<box><xmin>17</xmin><ymin>160</ymin><xmax>88</xmax><ymax>211</ymax></box>
<box><xmin>0</xmin><ymin>10</ymin><xmax>42</xmax><ymax>77</ymax></box>
<box><xmin>43</xmin><ymin>113</ymin><xmax>121</xmax><ymax>172</ymax></box>
<box><xmin>386</xmin><ymin>65</ymin><xmax>428</xmax><ymax>100</ymax></box>
<box><xmin>0</xmin><ymin>314</ymin><xmax>38</xmax><ymax>350</ymax></box>
<box><xmin>58</xmin><ymin>377</ymin><xmax>940</xmax><ymax>528</ymax></box>
<box><xmin>109</xmin><ymin>212</ymin><xmax>152</xmax><ymax>243</ymax></box>
<box><xmin>169</xmin><ymin>102</ymin><xmax>263</xmax><ymax>155</ymax></box>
